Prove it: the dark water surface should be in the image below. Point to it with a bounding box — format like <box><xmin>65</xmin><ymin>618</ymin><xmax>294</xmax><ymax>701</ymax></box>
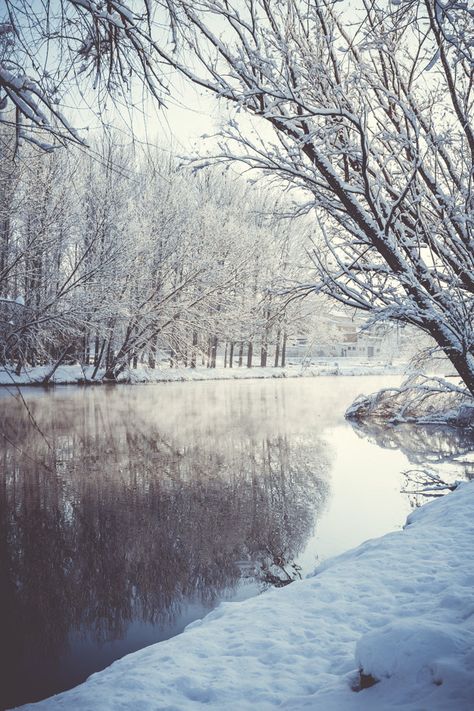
<box><xmin>0</xmin><ymin>376</ymin><xmax>472</xmax><ymax>709</ymax></box>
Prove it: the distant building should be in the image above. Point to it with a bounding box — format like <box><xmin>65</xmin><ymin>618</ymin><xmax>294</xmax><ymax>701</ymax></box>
<box><xmin>287</xmin><ymin>312</ymin><xmax>402</xmax><ymax>361</ymax></box>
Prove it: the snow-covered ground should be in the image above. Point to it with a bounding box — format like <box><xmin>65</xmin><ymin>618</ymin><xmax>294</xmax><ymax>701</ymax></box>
<box><xmin>0</xmin><ymin>360</ymin><xmax>406</xmax><ymax>386</ymax></box>
<box><xmin>19</xmin><ymin>483</ymin><xmax>474</xmax><ymax>710</ymax></box>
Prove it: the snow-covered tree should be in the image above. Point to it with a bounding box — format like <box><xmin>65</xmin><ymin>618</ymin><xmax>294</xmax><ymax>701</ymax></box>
<box><xmin>2</xmin><ymin>134</ymin><xmax>316</xmax><ymax>378</ymax></box>
<box><xmin>162</xmin><ymin>0</ymin><xmax>474</xmax><ymax>394</ymax></box>
<box><xmin>0</xmin><ymin>0</ymin><xmax>176</xmax><ymax>151</ymax></box>
<box><xmin>5</xmin><ymin>1</ymin><xmax>472</xmax><ymax>392</ymax></box>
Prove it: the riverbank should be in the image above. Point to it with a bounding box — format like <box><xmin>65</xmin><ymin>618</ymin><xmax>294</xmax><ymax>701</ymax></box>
<box><xmin>19</xmin><ymin>483</ymin><xmax>474</xmax><ymax>710</ymax></box>
<box><xmin>0</xmin><ymin>360</ymin><xmax>406</xmax><ymax>386</ymax></box>
<box><xmin>345</xmin><ymin>375</ymin><xmax>474</xmax><ymax>430</ymax></box>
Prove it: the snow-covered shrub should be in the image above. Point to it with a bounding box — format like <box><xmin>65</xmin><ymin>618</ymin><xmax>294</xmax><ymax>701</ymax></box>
<box><xmin>346</xmin><ymin>375</ymin><xmax>474</xmax><ymax>428</ymax></box>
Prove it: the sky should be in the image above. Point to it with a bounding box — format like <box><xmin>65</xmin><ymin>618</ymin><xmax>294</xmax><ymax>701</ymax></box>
<box><xmin>127</xmin><ymin>80</ymin><xmax>222</xmax><ymax>153</ymax></box>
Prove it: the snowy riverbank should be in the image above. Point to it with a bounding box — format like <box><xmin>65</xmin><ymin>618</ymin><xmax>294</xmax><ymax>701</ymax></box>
<box><xmin>345</xmin><ymin>375</ymin><xmax>474</xmax><ymax>430</ymax></box>
<box><xmin>19</xmin><ymin>483</ymin><xmax>474</xmax><ymax>710</ymax></box>
<box><xmin>0</xmin><ymin>360</ymin><xmax>406</xmax><ymax>386</ymax></box>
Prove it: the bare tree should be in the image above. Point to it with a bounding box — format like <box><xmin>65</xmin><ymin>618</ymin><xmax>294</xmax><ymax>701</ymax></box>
<box><xmin>3</xmin><ymin>1</ymin><xmax>473</xmax><ymax>394</ymax></box>
<box><xmin>2</xmin><ymin>134</ymin><xmax>305</xmax><ymax>379</ymax></box>
<box><xmin>161</xmin><ymin>0</ymin><xmax>474</xmax><ymax>394</ymax></box>
<box><xmin>0</xmin><ymin>0</ymin><xmax>175</xmax><ymax>151</ymax></box>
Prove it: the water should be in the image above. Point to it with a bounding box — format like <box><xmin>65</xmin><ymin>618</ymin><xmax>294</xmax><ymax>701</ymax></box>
<box><xmin>0</xmin><ymin>375</ymin><xmax>472</xmax><ymax>709</ymax></box>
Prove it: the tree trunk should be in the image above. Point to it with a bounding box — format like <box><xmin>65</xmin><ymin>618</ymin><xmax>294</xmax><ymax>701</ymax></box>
<box><xmin>104</xmin><ymin>335</ymin><xmax>121</xmax><ymax>381</ymax></box>
<box><xmin>92</xmin><ymin>338</ymin><xmax>107</xmax><ymax>380</ymax></box>
<box><xmin>83</xmin><ymin>331</ymin><xmax>90</xmax><ymax>366</ymax></box>
<box><xmin>94</xmin><ymin>332</ymin><xmax>100</xmax><ymax>368</ymax></box>
<box><xmin>105</xmin><ymin>337</ymin><xmax>113</xmax><ymax>370</ymax></box>
<box><xmin>229</xmin><ymin>341</ymin><xmax>234</xmax><ymax>368</ymax></box>
<box><xmin>190</xmin><ymin>330</ymin><xmax>198</xmax><ymax>368</ymax></box>
<box><xmin>43</xmin><ymin>344</ymin><xmax>71</xmax><ymax>384</ymax></box>
<box><xmin>281</xmin><ymin>332</ymin><xmax>287</xmax><ymax>368</ymax></box>
<box><xmin>247</xmin><ymin>341</ymin><xmax>253</xmax><ymax>368</ymax></box>
<box><xmin>427</xmin><ymin>320</ymin><xmax>474</xmax><ymax>396</ymax></box>
<box><xmin>210</xmin><ymin>336</ymin><xmax>217</xmax><ymax>368</ymax></box>
<box><xmin>238</xmin><ymin>341</ymin><xmax>244</xmax><ymax>367</ymax></box>
<box><xmin>274</xmin><ymin>329</ymin><xmax>281</xmax><ymax>367</ymax></box>
<box><xmin>148</xmin><ymin>334</ymin><xmax>157</xmax><ymax>369</ymax></box>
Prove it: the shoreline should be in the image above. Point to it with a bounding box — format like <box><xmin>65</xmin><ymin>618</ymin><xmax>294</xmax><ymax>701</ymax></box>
<box><xmin>19</xmin><ymin>483</ymin><xmax>474</xmax><ymax>710</ymax></box>
<box><xmin>0</xmin><ymin>361</ymin><xmax>407</xmax><ymax>388</ymax></box>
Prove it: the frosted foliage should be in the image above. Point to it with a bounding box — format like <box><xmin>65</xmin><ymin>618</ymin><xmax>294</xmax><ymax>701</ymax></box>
<box><xmin>0</xmin><ymin>1</ymin><xmax>174</xmax><ymax>150</ymax></box>
<box><xmin>346</xmin><ymin>374</ymin><xmax>474</xmax><ymax>426</ymax></box>
<box><xmin>0</xmin><ymin>139</ymin><xmax>319</xmax><ymax>379</ymax></box>
<box><xmin>2</xmin><ymin>0</ymin><xmax>473</xmax><ymax>393</ymax></box>
<box><xmin>160</xmin><ymin>0</ymin><xmax>474</xmax><ymax>395</ymax></box>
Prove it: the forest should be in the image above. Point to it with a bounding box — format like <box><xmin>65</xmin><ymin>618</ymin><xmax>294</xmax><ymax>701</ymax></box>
<box><xmin>1</xmin><ymin>0</ymin><xmax>473</xmax><ymax>393</ymax></box>
<box><xmin>0</xmin><ymin>136</ymin><xmax>324</xmax><ymax>380</ymax></box>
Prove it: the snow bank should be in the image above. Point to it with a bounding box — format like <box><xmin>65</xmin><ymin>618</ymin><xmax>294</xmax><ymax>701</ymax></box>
<box><xmin>346</xmin><ymin>375</ymin><xmax>474</xmax><ymax>429</ymax></box>
<box><xmin>0</xmin><ymin>361</ymin><xmax>406</xmax><ymax>387</ymax></box>
<box><xmin>18</xmin><ymin>483</ymin><xmax>474</xmax><ymax>710</ymax></box>
<box><xmin>123</xmin><ymin>361</ymin><xmax>404</xmax><ymax>384</ymax></box>
<box><xmin>0</xmin><ymin>364</ymin><xmax>93</xmax><ymax>386</ymax></box>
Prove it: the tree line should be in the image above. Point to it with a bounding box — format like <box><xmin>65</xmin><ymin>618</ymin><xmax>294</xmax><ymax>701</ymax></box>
<box><xmin>1</xmin><ymin>1</ymin><xmax>472</xmax><ymax>393</ymax></box>
<box><xmin>0</xmin><ymin>135</ymin><xmax>322</xmax><ymax>379</ymax></box>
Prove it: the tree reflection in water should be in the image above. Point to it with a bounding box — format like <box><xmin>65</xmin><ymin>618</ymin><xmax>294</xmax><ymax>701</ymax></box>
<box><xmin>0</xmin><ymin>384</ymin><xmax>329</xmax><ymax>708</ymax></box>
<box><xmin>349</xmin><ymin>419</ymin><xmax>474</xmax><ymax>510</ymax></box>
<box><xmin>349</xmin><ymin>420</ymin><xmax>474</xmax><ymax>480</ymax></box>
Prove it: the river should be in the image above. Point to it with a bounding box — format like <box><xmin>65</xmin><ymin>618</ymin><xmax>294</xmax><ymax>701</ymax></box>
<box><xmin>0</xmin><ymin>375</ymin><xmax>472</xmax><ymax>709</ymax></box>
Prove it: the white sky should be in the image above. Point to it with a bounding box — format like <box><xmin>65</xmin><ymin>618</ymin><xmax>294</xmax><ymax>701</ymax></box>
<box><xmin>73</xmin><ymin>68</ymin><xmax>228</xmax><ymax>157</ymax></box>
<box><xmin>137</xmin><ymin>82</ymin><xmax>222</xmax><ymax>152</ymax></box>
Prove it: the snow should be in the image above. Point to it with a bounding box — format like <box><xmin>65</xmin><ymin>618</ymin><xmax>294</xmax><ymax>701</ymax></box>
<box><xmin>345</xmin><ymin>376</ymin><xmax>474</xmax><ymax>429</ymax></box>
<box><xmin>0</xmin><ymin>360</ymin><xmax>406</xmax><ymax>387</ymax></box>
<box><xmin>17</xmin><ymin>483</ymin><xmax>474</xmax><ymax>710</ymax></box>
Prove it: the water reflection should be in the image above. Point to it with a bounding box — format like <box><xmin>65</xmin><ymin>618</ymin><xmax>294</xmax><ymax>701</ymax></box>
<box><xmin>0</xmin><ymin>383</ymin><xmax>329</xmax><ymax>709</ymax></box>
<box><xmin>349</xmin><ymin>419</ymin><xmax>474</xmax><ymax>513</ymax></box>
<box><xmin>349</xmin><ymin>419</ymin><xmax>474</xmax><ymax>478</ymax></box>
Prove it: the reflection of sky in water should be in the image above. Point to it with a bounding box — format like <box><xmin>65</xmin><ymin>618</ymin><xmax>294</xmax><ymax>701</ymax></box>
<box><xmin>0</xmin><ymin>375</ymin><xmax>472</xmax><ymax>709</ymax></box>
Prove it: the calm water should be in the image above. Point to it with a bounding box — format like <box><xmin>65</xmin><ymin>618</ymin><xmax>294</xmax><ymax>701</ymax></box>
<box><xmin>0</xmin><ymin>375</ymin><xmax>472</xmax><ymax>709</ymax></box>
